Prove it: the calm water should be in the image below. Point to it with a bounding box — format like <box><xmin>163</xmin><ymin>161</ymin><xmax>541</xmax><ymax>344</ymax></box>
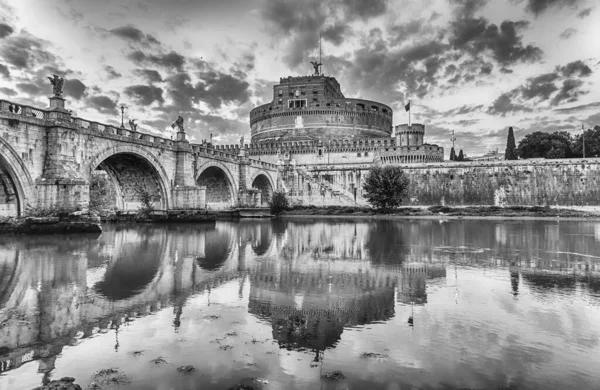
<box><xmin>1</xmin><ymin>219</ymin><xmax>600</xmax><ymax>390</ymax></box>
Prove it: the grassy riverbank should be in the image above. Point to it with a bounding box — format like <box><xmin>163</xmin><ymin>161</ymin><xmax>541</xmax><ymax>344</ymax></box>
<box><xmin>281</xmin><ymin>205</ymin><xmax>600</xmax><ymax>219</ymax></box>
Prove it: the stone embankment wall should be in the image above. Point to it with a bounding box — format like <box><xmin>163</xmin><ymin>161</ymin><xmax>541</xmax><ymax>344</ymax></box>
<box><xmin>402</xmin><ymin>159</ymin><xmax>600</xmax><ymax>207</ymax></box>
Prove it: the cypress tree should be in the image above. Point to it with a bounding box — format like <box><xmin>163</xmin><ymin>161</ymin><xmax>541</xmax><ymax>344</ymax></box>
<box><xmin>450</xmin><ymin>147</ymin><xmax>456</xmax><ymax>161</ymax></box>
<box><xmin>457</xmin><ymin>149</ymin><xmax>464</xmax><ymax>161</ymax></box>
<box><xmin>505</xmin><ymin>126</ymin><xmax>517</xmax><ymax>160</ymax></box>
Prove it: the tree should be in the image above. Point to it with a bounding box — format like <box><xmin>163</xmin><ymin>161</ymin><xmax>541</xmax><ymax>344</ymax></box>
<box><xmin>517</xmin><ymin>131</ymin><xmax>573</xmax><ymax>159</ymax></box>
<box><xmin>572</xmin><ymin>125</ymin><xmax>600</xmax><ymax>157</ymax></box>
<box><xmin>450</xmin><ymin>147</ymin><xmax>456</xmax><ymax>161</ymax></box>
<box><xmin>457</xmin><ymin>149</ymin><xmax>464</xmax><ymax>161</ymax></box>
<box><xmin>134</xmin><ymin>186</ymin><xmax>154</xmax><ymax>219</ymax></box>
<box><xmin>505</xmin><ymin>126</ymin><xmax>517</xmax><ymax>160</ymax></box>
<box><xmin>362</xmin><ymin>166</ymin><xmax>410</xmax><ymax>211</ymax></box>
<box><xmin>269</xmin><ymin>191</ymin><xmax>289</xmax><ymax>216</ymax></box>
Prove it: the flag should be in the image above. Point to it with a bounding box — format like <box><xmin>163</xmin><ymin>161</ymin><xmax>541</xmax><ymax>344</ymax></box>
<box><xmin>405</xmin><ymin>101</ymin><xmax>410</xmax><ymax>112</ymax></box>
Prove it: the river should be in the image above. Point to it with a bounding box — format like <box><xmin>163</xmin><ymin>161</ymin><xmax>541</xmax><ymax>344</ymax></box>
<box><xmin>1</xmin><ymin>218</ymin><xmax>600</xmax><ymax>390</ymax></box>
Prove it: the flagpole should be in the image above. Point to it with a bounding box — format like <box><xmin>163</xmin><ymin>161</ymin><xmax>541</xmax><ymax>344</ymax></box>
<box><xmin>408</xmin><ymin>100</ymin><xmax>411</xmax><ymax>127</ymax></box>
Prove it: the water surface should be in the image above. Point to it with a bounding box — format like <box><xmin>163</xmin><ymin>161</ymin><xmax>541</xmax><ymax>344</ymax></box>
<box><xmin>1</xmin><ymin>219</ymin><xmax>600</xmax><ymax>390</ymax></box>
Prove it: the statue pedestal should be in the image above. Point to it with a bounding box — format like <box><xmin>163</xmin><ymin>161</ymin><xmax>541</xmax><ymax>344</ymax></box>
<box><xmin>48</xmin><ymin>96</ymin><xmax>67</xmax><ymax>111</ymax></box>
<box><xmin>176</xmin><ymin>131</ymin><xmax>186</xmax><ymax>141</ymax></box>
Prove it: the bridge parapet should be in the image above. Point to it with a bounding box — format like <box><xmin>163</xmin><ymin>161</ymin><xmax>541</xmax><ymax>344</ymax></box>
<box><xmin>1</xmin><ymin>99</ymin><xmax>176</xmax><ymax>149</ymax></box>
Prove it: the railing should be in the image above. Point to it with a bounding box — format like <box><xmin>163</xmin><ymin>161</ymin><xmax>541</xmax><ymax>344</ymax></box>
<box><xmin>0</xmin><ymin>98</ymin><xmax>175</xmax><ymax>147</ymax></box>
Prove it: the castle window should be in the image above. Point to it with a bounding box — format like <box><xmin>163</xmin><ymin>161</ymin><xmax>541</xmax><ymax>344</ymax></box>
<box><xmin>357</xmin><ymin>152</ymin><xmax>362</xmax><ymax>157</ymax></box>
<box><xmin>313</xmin><ymin>88</ymin><xmax>318</xmax><ymax>94</ymax></box>
<box><xmin>357</xmin><ymin>103</ymin><xmax>365</xmax><ymax>110</ymax></box>
<box><xmin>364</xmin><ymin>152</ymin><xmax>369</xmax><ymax>157</ymax></box>
<box><xmin>278</xmin><ymin>89</ymin><xmax>283</xmax><ymax>95</ymax></box>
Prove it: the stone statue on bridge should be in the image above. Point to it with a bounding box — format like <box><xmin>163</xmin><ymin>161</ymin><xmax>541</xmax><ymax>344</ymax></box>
<box><xmin>171</xmin><ymin>116</ymin><xmax>184</xmax><ymax>132</ymax></box>
<box><xmin>47</xmin><ymin>74</ymin><xmax>64</xmax><ymax>97</ymax></box>
<box><xmin>128</xmin><ymin>119</ymin><xmax>137</xmax><ymax>132</ymax></box>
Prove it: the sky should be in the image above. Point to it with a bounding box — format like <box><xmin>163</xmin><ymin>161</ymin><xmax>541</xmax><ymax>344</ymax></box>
<box><xmin>0</xmin><ymin>0</ymin><xmax>599</xmax><ymax>157</ymax></box>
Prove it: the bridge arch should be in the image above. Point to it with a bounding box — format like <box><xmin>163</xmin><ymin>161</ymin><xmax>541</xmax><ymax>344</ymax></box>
<box><xmin>87</xmin><ymin>145</ymin><xmax>171</xmax><ymax>211</ymax></box>
<box><xmin>250</xmin><ymin>171</ymin><xmax>275</xmax><ymax>206</ymax></box>
<box><xmin>196</xmin><ymin>161</ymin><xmax>237</xmax><ymax>209</ymax></box>
<box><xmin>0</xmin><ymin>137</ymin><xmax>34</xmax><ymax>216</ymax></box>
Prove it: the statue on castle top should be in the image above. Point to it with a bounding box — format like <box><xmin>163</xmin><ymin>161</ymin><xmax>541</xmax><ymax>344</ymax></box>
<box><xmin>310</xmin><ymin>61</ymin><xmax>321</xmax><ymax>76</ymax></box>
<box><xmin>171</xmin><ymin>115</ymin><xmax>184</xmax><ymax>132</ymax></box>
<box><xmin>128</xmin><ymin>119</ymin><xmax>137</xmax><ymax>131</ymax></box>
<box><xmin>240</xmin><ymin>136</ymin><xmax>244</xmax><ymax>147</ymax></box>
<box><xmin>47</xmin><ymin>74</ymin><xmax>64</xmax><ymax>97</ymax></box>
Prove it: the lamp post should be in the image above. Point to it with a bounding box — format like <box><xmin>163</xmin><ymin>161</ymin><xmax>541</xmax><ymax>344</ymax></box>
<box><xmin>120</xmin><ymin>105</ymin><xmax>125</xmax><ymax>128</ymax></box>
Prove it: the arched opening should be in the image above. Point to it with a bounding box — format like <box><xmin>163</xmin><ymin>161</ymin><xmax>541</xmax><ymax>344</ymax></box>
<box><xmin>251</xmin><ymin>174</ymin><xmax>273</xmax><ymax>207</ymax></box>
<box><xmin>0</xmin><ymin>157</ymin><xmax>19</xmax><ymax>217</ymax></box>
<box><xmin>197</xmin><ymin>166</ymin><xmax>234</xmax><ymax>210</ymax></box>
<box><xmin>90</xmin><ymin>153</ymin><xmax>168</xmax><ymax>213</ymax></box>
<box><xmin>0</xmin><ymin>140</ymin><xmax>32</xmax><ymax>217</ymax></box>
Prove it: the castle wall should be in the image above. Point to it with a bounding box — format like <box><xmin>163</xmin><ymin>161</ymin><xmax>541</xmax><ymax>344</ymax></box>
<box><xmin>286</xmin><ymin>159</ymin><xmax>600</xmax><ymax>208</ymax></box>
<box><xmin>400</xmin><ymin>159</ymin><xmax>600</xmax><ymax>206</ymax></box>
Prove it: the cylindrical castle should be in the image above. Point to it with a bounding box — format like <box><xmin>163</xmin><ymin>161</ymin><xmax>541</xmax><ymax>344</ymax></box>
<box><xmin>250</xmin><ymin>74</ymin><xmax>393</xmax><ymax>143</ymax></box>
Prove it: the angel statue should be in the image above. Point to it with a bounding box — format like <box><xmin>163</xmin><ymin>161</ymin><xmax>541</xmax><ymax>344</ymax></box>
<box><xmin>310</xmin><ymin>61</ymin><xmax>321</xmax><ymax>76</ymax></box>
<box><xmin>171</xmin><ymin>115</ymin><xmax>184</xmax><ymax>132</ymax></box>
<box><xmin>47</xmin><ymin>74</ymin><xmax>64</xmax><ymax>97</ymax></box>
<box><xmin>239</xmin><ymin>136</ymin><xmax>244</xmax><ymax>147</ymax></box>
<box><xmin>128</xmin><ymin>119</ymin><xmax>137</xmax><ymax>132</ymax></box>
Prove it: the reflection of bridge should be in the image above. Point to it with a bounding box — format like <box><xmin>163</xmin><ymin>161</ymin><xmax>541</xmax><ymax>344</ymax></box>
<box><xmin>0</xmin><ymin>96</ymin><xmax>278</xmax><ymax>216</ymax></box>
<box><xmin>3</xmin><ymin>219</ymin><xmax>600</xmax><ymax>379</ymax></box>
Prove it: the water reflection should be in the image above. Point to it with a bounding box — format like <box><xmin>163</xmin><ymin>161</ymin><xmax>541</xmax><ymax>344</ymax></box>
<box><xmin>1</xmin><ymin>219</ymin><xmax>600</xmax><ymax>389</ymax></box>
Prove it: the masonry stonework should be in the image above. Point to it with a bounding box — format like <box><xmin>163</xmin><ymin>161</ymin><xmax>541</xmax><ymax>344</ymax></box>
<box><xmin>0</xmin><ymin>97</ymin><xmax>279</xmax><ymax>216</ymax></box>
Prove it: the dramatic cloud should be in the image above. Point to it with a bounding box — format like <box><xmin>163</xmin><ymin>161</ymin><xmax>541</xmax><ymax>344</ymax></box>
<box><xmin>124</xmin><ymin>85</ymin><xmax>164</xmax><ymax>105</ymax></box>
<box><xmin>133</xmin><ymin>69</ymin><xmax>163</xmax><ymax>83</ymax></box>
<box><xmin>0</xmin><ymin>31</ymin><xmax>58</xmax><ymax>70</ymax></box>
<box><xmin>557</xmin><ymin>60</ymin><xmax>591</xmax><ymax>77</ymax></box>
<box><xmin>488</xmin><ymin>59</ymin><xmax>593</xmax><ymax>114</ymax></box>
<box><xmin>0</xmin><ymin>87</ymin><xmax>16</xmax><ymax>96</ymax></box>
<box><xmin>87</xmin><ymin>95</ymin><xmax>118</xmax><ymax>115</ymax></box>
<box><xmin>0</xmin><ymin>63</ymin><xmax>9</xmax><ymax>78</ymax></box>
<box><xmin>340</xmin><ymin>0</ymin><xmax>387</xmax><ymax>20</ymax></box>
<box><xmin>0</xmin><ymin>23</ymin><xmax>13</xmax><ymax>39</ymax></box>
<box><xmin>577</xmin><ymin>7</ymin><xmax>592</xmax><ymax>18</ymax></box>
<box><xmin>105</xmin><ymin>66</ymin><xmax>121</xmax><ymax>79</ymax></box>
<box><xmin>450</xmin><ymin>18</ymin><xmax>542</xmax><ymax>64</ymax></box>
<box><xmin>551</xmin><ymin>78</ymin><xmax>586</xmax><ymax>105</ymax></box>
<box><xmin>559</xmin><ymin>27</ymin><xmax>577</xmax><ymax>39</ymax></box>
<box><xmin>127</xmin><ymin>50</ymin><xmax>185</xmax><ymax>71</ymax></box>
<box><xmin>15</xmin><ymin>83</ymin><xmax>42</xmax><ymax>95</ymax></box>
<box><xmin>524</xmin><ymin>0</ymin><xmax>582</xmax><ymax>15</ymax></box>
<box><xmin>64</xmin><ymin>78</ymin><xmax>87</xmax><ymax>100</ymax></box>
<box><xmin>109</xmin><ymin>25</ymin><xmax>159</xmax><ymax>46</ymax></box>
<box><xmin>322</xmin><ymin>23</ymin><xmax>351</xmax><ymax>46</ymax></box>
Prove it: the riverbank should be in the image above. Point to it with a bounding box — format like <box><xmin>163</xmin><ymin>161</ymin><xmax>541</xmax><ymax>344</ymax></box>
<box><xmin>281</xmin><ymin>205</ymin><xmax>600</xmax><ymax>219</ymax></box>
<box><xmin>0</xmin><ymin>214</ymin><xmax>103</xmax><ymax>235</ymax></box>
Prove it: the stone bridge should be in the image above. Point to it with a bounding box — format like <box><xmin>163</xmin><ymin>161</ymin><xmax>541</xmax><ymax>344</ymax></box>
<box><xmin>0</xmin><ymin>96</ymin><xmax>279</xmax><ymax>216</ymax></box>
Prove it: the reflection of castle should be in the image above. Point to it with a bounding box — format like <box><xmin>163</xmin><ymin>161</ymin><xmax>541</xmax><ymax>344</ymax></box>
<box><xmin>396</xmin><ymin>264</ymin><xmax>447</xmax><ymax>305</ymax></box>
<box><xmin>248</xmin><ymin>263</ymin><xmax>397</xmax><ymax>354</ymax></box>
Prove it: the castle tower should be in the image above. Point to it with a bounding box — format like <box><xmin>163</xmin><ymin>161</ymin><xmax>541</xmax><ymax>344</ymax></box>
<box><xmin>395</xmin><ymin>123</ymin><xmax>425</xmax><ymax>147</ymax></box>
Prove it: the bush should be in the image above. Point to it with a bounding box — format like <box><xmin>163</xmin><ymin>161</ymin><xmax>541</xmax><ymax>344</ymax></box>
<box><xmin>269</xmin><ymin>191</ymin><xmax>289</xmax><ymax>216</ymax></box>
<box><xmin>362</xmin><ymin>166</ymin><xmax>410</xmax><ymax>212</ymax></box>
<box><xmin>134</xmin><ymin>186</ymin><xmax>155</xmax><ymax>220</ymax></box>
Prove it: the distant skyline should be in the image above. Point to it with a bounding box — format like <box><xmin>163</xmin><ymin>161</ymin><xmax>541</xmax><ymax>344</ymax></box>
<box><xmin>0</xmin><ymin>0</ymin><xmax>598</xmax><ymax>156</ymax></box>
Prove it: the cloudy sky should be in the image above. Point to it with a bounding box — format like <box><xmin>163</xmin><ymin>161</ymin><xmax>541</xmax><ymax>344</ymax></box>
<box><xmin>0</xmin><ymin>0</ymin><xmax>598</xmax><ymax>156</ymax></box>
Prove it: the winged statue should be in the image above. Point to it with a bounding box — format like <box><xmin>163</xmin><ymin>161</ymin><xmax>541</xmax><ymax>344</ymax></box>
<box><xmin>310</xmin><ymin>61</ymin><xmax>322</xmax><ymax>75</ymax></box>
<box><xmin>47</xmin><ymin>74</ymin><xmax>64</xmax><ymax>97</ymax></box>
